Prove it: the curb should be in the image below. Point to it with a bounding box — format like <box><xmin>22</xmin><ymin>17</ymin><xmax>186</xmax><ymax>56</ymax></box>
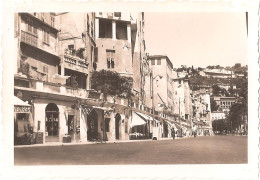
<box><xmin>14</xmin><ymin>136</ymin><xmax>193</xmax><ymax>148</ymax></box>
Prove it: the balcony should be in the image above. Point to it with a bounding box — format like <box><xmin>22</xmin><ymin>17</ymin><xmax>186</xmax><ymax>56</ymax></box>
<box><xmin>21</xmin><ymin>30</ymin><xmax>38</xmax><ymax>47</ymax></box>
<box><xmin>62</xmin><ymin>54</ymin><xmax>89</xmax><ymax>72</ymax></box>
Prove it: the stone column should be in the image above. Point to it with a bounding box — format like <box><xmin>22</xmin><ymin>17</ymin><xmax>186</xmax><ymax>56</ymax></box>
<box><xmin>79</xmin><ymin>108</ymin><xmax>88</xmax><ymax>142</ymax></box>
<box><xmin>95</xmin><ymin>18</ymin><xmax>99</xmax><ymax>40</ymax></box>
<box><xmin>127</xmin><ymin>24</ymin><xmax>131</xmax><ymax>43</ymax></box>
<box><xmin>112</xmin><ymin>20</ymin><xmax>116</xmax><ymax>40</ymax></box>
<box><xmin>110</xmin><ymin>112</ymin><xmax>116</xmax><ymax>141</ymax></box>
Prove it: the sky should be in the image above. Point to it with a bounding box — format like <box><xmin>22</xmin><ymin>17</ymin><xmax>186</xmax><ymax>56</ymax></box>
<box><xmin>144</xmin><ymin>12</ymin><xmax>248</xmax><ymax>68</ymax></box>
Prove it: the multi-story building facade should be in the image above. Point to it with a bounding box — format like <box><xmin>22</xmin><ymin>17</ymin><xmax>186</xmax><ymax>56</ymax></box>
<box><xmin>94</xmin><ymin>12</ymin><xmax>149</xmax><ymax>104</ymax></box>
<box><xmin>145</xmin><ymin>55</ymin><xmax>178</xmax><ymax>138</ymax></box>
<box><xmin>172</xmin><ymin>77</ymin><xmax>193</xmax><ymax>135</ymax></box>
<box><xmin>211</xmin><ymin>111</ymin><xmax>226</xmax><ymax>120</ymax></box>
<box><xmin>14</xmin><ymin>12</ymin><xmax>170</xmax><ymax>145</ymax></box>
<box><xmin>213</xmin><ymin>96</ymin><xmax>237</xmax><ymax>113</ymax></box>
<box><xmin>192</xmin><ymin>91</ymin><xmax>213</xmax><ymax>135</ymax></box>
<box><xmin>146</xmin><ymin>55</ymin><xmax>175</xmax><ymax>111</ymax></box>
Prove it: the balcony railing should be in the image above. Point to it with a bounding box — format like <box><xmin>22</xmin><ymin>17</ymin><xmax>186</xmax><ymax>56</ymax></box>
<box><xmin>63</xmin><ymin>54</ymin><xmax>88</xmax><ymax>69</ymax></box>
<box><xmin>21</xmin><ymin>30</ymin><xmax>38</xmax><ymax>47</ymax></box>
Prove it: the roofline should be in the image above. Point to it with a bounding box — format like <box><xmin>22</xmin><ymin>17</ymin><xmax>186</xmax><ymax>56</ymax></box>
<box><xmin>148</xmin><ymin>55</ymin><xmax>173</xmax><ymax>69</ymax></box>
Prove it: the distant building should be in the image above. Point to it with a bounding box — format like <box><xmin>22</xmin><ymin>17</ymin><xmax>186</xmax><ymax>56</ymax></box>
<box><xmin>146</xmin><ymin>55</ymin><xmax>175</xmax><ymax>112</ymax></box>
<box><xmin>211</xmin><ymin>111</ymin><xmax>226</xmax><ymax>120</ymax></box>
<box><xmin>192</xmin><ymin>91</ymin><xmax>213</xmax><ymax>135</ymax></box>
<box><xmin>203</xmin><ymin>68</ymin><xmax>235</xmax><ymax>79</ymax></box>
<box><xmin>213</xmin><ymin>96</ymin><xmax>237</xmax><ymax>113</ymax></box>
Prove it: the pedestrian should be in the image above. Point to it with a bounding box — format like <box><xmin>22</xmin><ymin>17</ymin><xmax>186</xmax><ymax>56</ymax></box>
<box><xmin>171</xmin><ymin>128</ymin><xmax>175</xmax><ymax>140</ymax></box>
<box><xmin>192</xmin><ymin>125</ymin><xmax>197</xmax><ymax>138</ymax></box>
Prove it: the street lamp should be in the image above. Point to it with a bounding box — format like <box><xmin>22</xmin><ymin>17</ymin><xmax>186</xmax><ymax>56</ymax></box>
<box><xmin>150</xmin><ymin>73</ymin><xmax>162</xmax><ymax>139</ymax></box>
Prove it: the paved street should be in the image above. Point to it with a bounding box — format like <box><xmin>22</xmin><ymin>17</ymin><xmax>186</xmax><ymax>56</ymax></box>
<box><xmin>14</xmin><ymin>136</ymin><xmax>247</xmax><ymax>165</ymax></box>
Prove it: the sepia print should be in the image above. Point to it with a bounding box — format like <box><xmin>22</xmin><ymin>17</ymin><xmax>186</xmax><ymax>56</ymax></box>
<box><xmin>13</xmin><ymin>12</ymin><xmax>249</xmax><ymax>166</ymax></box>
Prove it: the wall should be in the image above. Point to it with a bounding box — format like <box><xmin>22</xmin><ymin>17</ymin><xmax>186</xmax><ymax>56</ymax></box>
<box><xmin>95</xmin><ymin>38</ymin><xmax>133</xmax><ymax>75</ymax></box>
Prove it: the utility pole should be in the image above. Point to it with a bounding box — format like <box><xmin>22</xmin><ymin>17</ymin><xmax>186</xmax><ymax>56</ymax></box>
<box><xmin>179</xmin><ymin>97</ymin><xmax>182</xmax><ymax>138</ymax></box>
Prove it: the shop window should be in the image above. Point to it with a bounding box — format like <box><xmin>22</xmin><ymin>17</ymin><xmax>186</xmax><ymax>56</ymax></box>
<box><xmin>106</xmin><ymin>50</ymin><xmax>115</xmax><ymax>69</ymax></box>
<box><xmin>99</xmin><ymin>19</ymin><xmax>112</xmax><ymax>38</ymax></box>
<box><xmin>105</xmin><ymin>118</ymin><xmax>110</xmax><ymax>132</ymax></box>
<box><xmin>116</xmin><ymin>21</ymin><xmax>127</xmax><ymax>40</ymax></box>
<box><xmin>157</xmin><ymin>59</ymin><xmax>161</xmax><ymax>65</ymax></box>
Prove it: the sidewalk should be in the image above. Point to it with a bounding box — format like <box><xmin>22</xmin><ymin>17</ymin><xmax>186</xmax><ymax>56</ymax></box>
<box><xmin>14</xmin><ymin>136</ymin><xmax>190</xmax><ymax>148</ymax></box>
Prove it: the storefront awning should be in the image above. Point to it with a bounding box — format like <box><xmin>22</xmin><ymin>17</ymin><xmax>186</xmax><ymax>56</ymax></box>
<box><xmin>135</xmin><ymin>111</ymin><xmax>153</xmax><ymax>121</ymax></box>
<box><xmin>14</xmin><ymin>96</ymin><xmax>31</xmax><ymax>106</ymax></box>
<box><xmin>130</xmin><ymin>112</ymin><xmax>147</xmax><ymax>127</ymax></box>
<box><xmin>14</xmin><ymin>96</ymin><xmax>31</xmax><ymax>113</ymax></box>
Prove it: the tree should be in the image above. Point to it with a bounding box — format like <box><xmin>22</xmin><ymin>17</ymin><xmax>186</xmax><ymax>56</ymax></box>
<box><xmin>212</xmin><ymin>85</ymin><xmax>221</xmax><ymax>96</ymax></box>
<box><xmin>210</xmin><ymin>98</ymin><xmax>219</xmax><ymax>111</ymax></box>
<box><xmin>91</xmin><ymin>70</ymin><xmax>133</xmax><ymax>99</ymax></box>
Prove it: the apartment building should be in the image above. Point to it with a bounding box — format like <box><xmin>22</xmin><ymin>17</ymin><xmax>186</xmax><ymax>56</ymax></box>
<box><xmin>94</xmin><ymin>12</ymin><xmax>149</xmax><ymax>104</ymax></box>
<box><xmin>192</xmin><ymin>91</ymin><xmax>213</xmax><ymax>135</ymax></box>
<box><xmin>172</xmin><ymin>77</ymin><xmax>193</xmax><ymax>133</ymax></box>
<box><xmin>213</xmin><ymin>96</ymin><xmax>237</xmax><ymax>113</ymax></box>
<box><xmin>14</xmin><ymin>13</ymin><xmax>63</xmax><ymax>144</ymax></box>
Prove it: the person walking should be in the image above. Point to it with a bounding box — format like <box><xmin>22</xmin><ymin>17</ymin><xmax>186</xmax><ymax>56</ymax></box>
<box><xmin>192</xmin><ymin>125</ymin><xmax>197</xmax><ymax>138</ymax></box>
<box><xmin>171</xmin><ymin>128</ymin><xmax>175</xmax><ymax>140</ymax></box>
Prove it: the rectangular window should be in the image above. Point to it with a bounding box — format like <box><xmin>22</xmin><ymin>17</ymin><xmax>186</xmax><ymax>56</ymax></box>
<box><xmin>94</xmin><ymin>47</ymin><xmax>98</xmax><ymax>62</ymax></box>
<box><xmin>114</xmin><ymin>12</ymin><xmax>121</xmax><ymax>17</ymax></box>
<box><xmin>151</xmin><ymin>60</ymin><xmax>155</xmax><ymax>65</ymax></box>
<box><xmin>185</xmin><ymin>114</ymin><xmax>189</xmax><ymax>120</ymax></box>
<box><xmin>43</xmin><ymin>65</ymin><xmax>48</xmax><ymax>73</ymax></box>
<box><xmin>27</xmin><ymin>22</ymin><xmax>37</xmax><ymax>36</ymax></box>
<box><xmin>43</xmin><ymin>29</ymin><xmax>50</xmax><ymax>44</ymax></box>
<box><xmin>87</xmin><ymin>22</ymin><xmax>90</xmax><ymax>33</ymax></box>
<box><xmin>116</xmin><ymin>21</ymin><xmax>127</xmax><ymax>40</ymax></box>
<box><xmin>106</xmin><ymin>50</ymin><xmax>115</xmax><ymax>69</ymax></box>
<box><xmin>157</xmin><ymin>59</ymin><xmax>161</xmax><ymax>65</ymax></box>
<box><xmin>99</xmin><ymin>19</ymin><xmax>112</xmax><ymax>38</ymax></box>
<box><xmin>50</xmin><ymin>16</ymin><xmax>55</xmax><ymax>27</ymax></box>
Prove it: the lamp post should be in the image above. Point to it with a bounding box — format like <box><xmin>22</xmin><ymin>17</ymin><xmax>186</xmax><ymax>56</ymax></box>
<box><xmin>150</xmin><ymin>73</ymin><xmax>162</xmax><ymax>139</ymax></box>
<box><xmin>179</xmin><ymin>97</ymin><xmax>182</xmax><ymax>138</ymax></box>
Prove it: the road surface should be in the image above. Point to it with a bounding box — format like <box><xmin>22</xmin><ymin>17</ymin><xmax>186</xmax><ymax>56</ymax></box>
<box><xmin>14</xmin><ymin>135</ymin><xmax>247</xmax><ymax>165</ymax></box>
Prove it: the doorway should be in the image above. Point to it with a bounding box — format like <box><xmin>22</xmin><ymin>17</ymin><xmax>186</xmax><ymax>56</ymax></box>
<box><xmin>68</xmin><ymin>115</ymin><xmax>74</xmax><ymax>137</ymax></box>
<box><xmin>115</xmin><ymin>113</ymin><xmax>121</xmax><ymax>140</ymax></box>
<box><xmin>45</xmin><ymin>103</ymin><xmax>59</xmax><ymax>142</ymax></box>
<box><xmin>87</xmin><ymin>110</ymin><xmax>98</xmax><ymax>141</ymax></box>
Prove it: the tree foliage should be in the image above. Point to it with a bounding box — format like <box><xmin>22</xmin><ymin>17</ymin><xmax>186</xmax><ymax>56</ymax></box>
<box><xmin>91</xmin><ymin>70</ymin><xmax>133</xmax><ymax>99</ymax></box>
<box><xmin>212</xmin><ymin>85</ymin><xmax>221</xmax><ymax>95</ymax></box>
<box><xmin>210</xmin><ymin>98</ymin><xmax>219</xmax><ymax>111</ymax></box>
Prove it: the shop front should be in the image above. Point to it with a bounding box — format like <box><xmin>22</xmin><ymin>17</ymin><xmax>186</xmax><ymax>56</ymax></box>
<box><xmin>45</xmin><ymin>103</ymin><xmax>59</xmax><ymax>142</ymax></box>
<box><xmin>14</xmin><ymin>96</ymin><xmax>33</xmax><ymax>145</ymax></box>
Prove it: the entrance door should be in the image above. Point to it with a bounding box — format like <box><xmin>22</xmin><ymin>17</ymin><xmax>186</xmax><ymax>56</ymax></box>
<box><xmin>45</xmin><ymin>103</ymin><xmax>59</xmax><ymax>142</ymax></box>
<box><xmin>68</xmin><ymin>115</ymin><xmax>74</xmax><ymax>137</ymax></box>
<box><xmin>115</xmin><ymin>114</ymin><xmax>121</xmax><ymax>140</ymax></box>
<box><xmin>87</xmin><ymin>110</ymin><xmax>98</xmax><ymax>141</ymax></box>
<box><xmin>163</xmin><ymin>123</ymin><xmax>168</xmax><ymax>138</ymax></box>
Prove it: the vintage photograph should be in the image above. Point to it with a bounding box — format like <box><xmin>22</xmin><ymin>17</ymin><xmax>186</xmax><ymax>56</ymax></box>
<box><xmin>13</xmin><ymin>12</ymin><xmax>248</xmax><ymax>165</ymax></box>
